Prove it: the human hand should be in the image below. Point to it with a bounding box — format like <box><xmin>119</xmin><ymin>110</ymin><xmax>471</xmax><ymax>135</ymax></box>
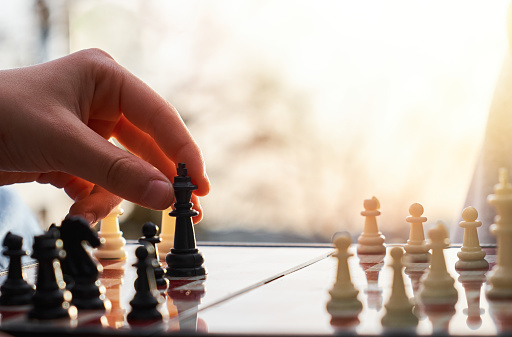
<box><xmin>0</xmin><ymin>49</ymin><xmax>210</xmax><ymax>225</ymax></box>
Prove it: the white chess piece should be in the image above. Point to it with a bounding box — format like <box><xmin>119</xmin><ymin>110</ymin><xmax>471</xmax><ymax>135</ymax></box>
<box><xmin>418</xmin><ymin>226</ymin><xmax>458</xmax><ymax>305</ymax></box>
<box><xmin>381</xmin><ymin>247</ymin><xmax>418</xmax><ymax>329</ymax></box>
<box><xmin>326</xmin><ymin>234</ymin><xmax>363</xmax><ymax>317</ymax></box>
<box><xmin>436</xmin><ymin>221</ymin><xmax>451</xmax><ymax>248</ymax></box>
<box><xmin>486</xmin><ymin>168</ymin><xmax>512</xmax><ymax>299</ymax></box>
<box><xmin>158</xmin><ymin>206</ymin><xmax>175</xmax><ymax>261</ymax></box>
<box><xmin>455</xmin><ymin>206</ymin><xmax>488</xmax><ymax>270</ymax></box>
<box><xmin>357</xmin><ymin>197</ymin><xmax>385</xmax><ymax>254</ymax></box>
<box><xmin>94</xmin><ymin>204</ymin><xmax>126</xmax><ymax>260</ymax></box>
<box><xmin>404</xmin><ymin>203</ymin><xmax>429</xmax><ymax>262</ymax></box>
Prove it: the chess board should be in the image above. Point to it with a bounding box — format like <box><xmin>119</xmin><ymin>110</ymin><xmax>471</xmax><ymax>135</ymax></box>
<box><xmin>0</xmin><ymin>242</ymin><xmax>506</xmax><ymax>336</ymax></box>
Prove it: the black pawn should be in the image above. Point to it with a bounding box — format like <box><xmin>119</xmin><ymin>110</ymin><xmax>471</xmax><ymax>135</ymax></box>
<box><xmin>139</xmin><ymin>222</ymin><xmax>169</xmax><ymax>289</ymax></box>
<box><xmin>166</xmin><ymin>163</ymin><xmax>206</xmax><ymax>277</ymax></box>
<box><xmin>0</xmin><ymin>232</ymin><xmax>35</xmax><ymax>306</ymax></box>
<box><xmin>58</xmin><ymin>217</ymin><xmax>105</xmax><ymax>310</ymax></box>
<box><xmin>28</xmin><ymin>229</ymin><xmax>70</xmax><ymax>320</ymax></box>
<box><xmin>127</xmin><ymin>245</ymin><xmax>163</xmax><ymax>323</ymax></box>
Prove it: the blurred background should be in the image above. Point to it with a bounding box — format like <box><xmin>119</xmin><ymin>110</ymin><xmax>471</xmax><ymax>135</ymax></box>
<box><xmin>0</xmin><ymin>0</ymin><xmax>509</xmax><ymax>243</ymax></box>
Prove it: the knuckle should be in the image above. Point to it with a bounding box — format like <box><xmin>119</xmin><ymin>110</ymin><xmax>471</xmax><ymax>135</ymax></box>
<box><xmin>74</xmin><ymin>48</ymin><xmax>120</xmax><ymax>77</ymax></box>
<box><xmin>77</xmin><ymin>48</ymin><xmax>115</xmax><ymax>63</ymax></box>
<box><xmin>105</xmin><ymin>155</ymin><xmax>134</xmax><ymax>191</ymax></box>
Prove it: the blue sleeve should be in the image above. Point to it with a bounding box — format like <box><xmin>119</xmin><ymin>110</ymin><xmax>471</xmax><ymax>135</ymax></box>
<box><xmin>0</xmin><ymin>186</ymin><xmax>43</xmax><ymax>270</ymax></box>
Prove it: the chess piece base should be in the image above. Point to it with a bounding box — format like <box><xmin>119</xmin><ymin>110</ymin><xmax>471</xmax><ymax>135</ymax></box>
<box><xmin>94</xmin><ymin>232</ymin><xmax>126</xmax><ymax>260</ymax></box>
<box><xmin>420</xmin><ymin>275</ymin><xmax>458</xmax><ymax>305</ymax></box>
<box><xmin>455</xmin><ymin>258</ymin><xmax>489</xmax><ymax>270</ymax></box>
<box><xmin>28</xmin><ymin>304</ymin><xmax>70</xmax><ymax>320</ymax></box>
<box><xmin>486</xmin><ymin>285</ymin><xmax>512</xmax><ymax>300</ymax></box>
<box><xmin>326</xmin><ymin>298</ymin><xmax>363</xmax><ymax>317</ymax></box>
<box><xmin>404</xmin><ymin>243</ymin><xmax>429</xmax><ymax>255</ymax></box>
<box><xmin>419</xmin><ymin>286</ymin><xmax>458</xmax><ymax>305</ymax></box>
<box><xmin>357</xmin><ymin>234</ymin><xmax>385</xmax><ymax>246</ymax></box>
<box><xmin>166</xmin><ymin>251</ymin><xmax>206</xmax><ymax>277</ymax></box>
<box><xmin>94</xmin><ymin>249</ymin><xmax>127</xmax><ymax>260</ymax></box>
<box><xmin>456</xmin><ymin>249</ymin><xmax>486</xmax><ymax>260</ymax></box>
<box><xmin>357</xmin><ymin>244</ymin><xmax>386</xmax><ymax>255</ymax></box>
<box><xmin>127</xmin><ymin>309</ymin><xmax>163</xmax><ymax>324</ymax></box>
<box><xmin>166</xmin><ymin>266</ymin><xmax>206</xmax><ymax>278</ymax></box>
<box><xmin>71</xmin><ymin>281</ymin><xmax>107</xmax><ymax>311</ymax></box>
<box><xmin>0</xmin><ymin>280</ymin><xmax>34</xmax><ymax>306</ymax></box>
<box><xmin>486</xmin><ymin>267</ymin><xmax>512</xmax><ymax>299</ymax></box>
<box><xmin>404</xmin><ymin>252</ymin><xmax>430</xmax><ymax>263</ymax></box>
<box><xmin>381</xmin><ymin>305</ymin><xmax>418</xmax><ymax>329</ymax></box>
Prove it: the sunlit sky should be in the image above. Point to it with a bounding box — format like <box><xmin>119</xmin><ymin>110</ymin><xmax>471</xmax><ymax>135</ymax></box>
<box><xmin>2</xmin><ymin>1</ymin><xmax>511</xmax><ymax>241</ymax></box>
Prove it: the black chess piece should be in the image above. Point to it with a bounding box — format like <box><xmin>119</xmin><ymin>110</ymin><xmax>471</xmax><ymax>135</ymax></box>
<box><xmin>127</xmin><ymin>245</ymin><xmax>163</xmax><ymax>323</ymax></box>
<box><xmin>0</xmin><ymin>232</ymin><xmax>35</xmax><ymax>306</ymax></box>
<box><xmin>139</xmin><ymin>222</ymin><xmax>169</xmax><ymax>289</ymax></box>
<box><xmin>28</xmin><ymin>229</ymin><xmax>70</xmax><ymax>320</ymax></box>
<box><xmin>58</xmin><ymin>216</ymin><xmax>106</xmax><ymax>310</ymax></box>
<box><xmin>166</xmin><ymin>163</ymin><xmax>206</xmax><ymax>277</ymax></box>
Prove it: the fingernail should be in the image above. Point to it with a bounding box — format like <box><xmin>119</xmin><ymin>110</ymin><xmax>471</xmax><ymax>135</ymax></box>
<box><xmin>142</xmin><ymin>179</ymin><xmax>173</xmax><ymax>209</ymax></box>
<box><xmin>83</xmin><ymin>212</ymin><xmax>96</xmax><ymax>225</ymax></box>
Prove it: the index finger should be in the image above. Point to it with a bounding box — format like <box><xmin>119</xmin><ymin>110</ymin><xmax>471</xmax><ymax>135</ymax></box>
<box><xmin>93</xmin><ymin>57</ymin><xmax>210</xmax><ymax>196</ymax></box>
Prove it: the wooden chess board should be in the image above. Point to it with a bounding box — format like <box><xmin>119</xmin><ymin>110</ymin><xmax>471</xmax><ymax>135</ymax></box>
<box><xmin>0</xmin><ymin>242</ymin><xmax>506</xmax><ymax>336</ymax></box>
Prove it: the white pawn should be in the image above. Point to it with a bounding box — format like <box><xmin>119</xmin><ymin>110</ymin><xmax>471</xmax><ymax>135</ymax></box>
<box><xmin>357</xmin><ymin>197</ymin><xmax>385</xmax><ymax>254</ymax></box>
<box><xmin>326</xmin><ymin>234</ymin><xmax>363</xmax><ymax>317</ymax></box>
<box><xmin>381</xmin><ymin>247</ymin><xmax>418</xmax><ymax>329</ymax></box>
<box><xmin>418</xmin><ymin>226</ymin><xmax>458</xmax><ymax>305</ymax></box>
<box><xmin>94</xmin><ymin>204</ymin><xmax>126</xmax><ymax>260</ymax></box>
<box><xmin>486</xmin><ymin>168</ymin><xmax>512</xmax><ymax>299</ymax></box>
<box><xmin>158</xmin><ymin>206</ymin><xmax>175</xmax><ymax>261</ymax></box>
<box><xmin>404</xmin><ymin>203</ymin><xmax>429</xmax><ymax>262</ymax></box>
<box><xmin>455</xmin><ymin>206</ymin><xmax>488</xmax><ymax>270</ymax></box>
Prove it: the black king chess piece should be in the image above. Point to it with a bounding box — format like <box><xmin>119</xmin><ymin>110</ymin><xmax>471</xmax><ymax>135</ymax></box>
<box><xmin>0</xmin><ymin>232</ymin><xmax>35</xmax><ymax>306</ymax></box>
<box><xmin>166</xmin><ymin>163</ymin><xmax>206</xmax><ymax>277</ymax></box>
